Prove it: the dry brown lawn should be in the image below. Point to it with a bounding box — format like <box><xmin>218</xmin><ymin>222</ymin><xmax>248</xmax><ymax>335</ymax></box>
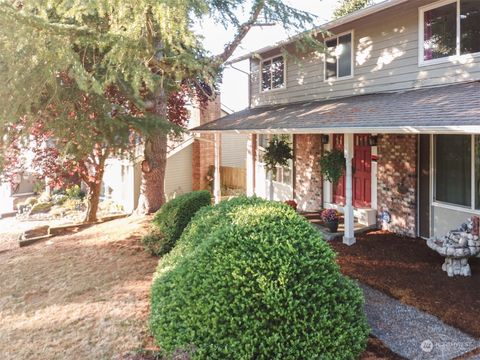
<box><xmin>0</xmin><ymin>215</ymin><xmax>158</xmax><ymax>360</ymax></box>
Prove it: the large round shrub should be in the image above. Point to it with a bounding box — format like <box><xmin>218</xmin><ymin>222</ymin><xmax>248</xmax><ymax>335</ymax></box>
<box><xmin>150</xmin><ymin>197</ymin><xmax>369</xmax><ymax>359</ymax></box>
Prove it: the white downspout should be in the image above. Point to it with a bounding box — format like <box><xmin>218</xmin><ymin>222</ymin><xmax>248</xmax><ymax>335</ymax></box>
<box><xmin>343</xmin><ymin>133</ymin><xmax>356</xmax><ymax>245</ymax></box>
<box><xmin>214</xmin><ymin>132</ymin><xmax>221</xmax><ymax>204</ymax></box>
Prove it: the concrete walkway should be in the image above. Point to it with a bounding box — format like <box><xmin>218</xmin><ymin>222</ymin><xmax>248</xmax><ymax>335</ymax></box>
<box><xmin>361</xmin><ymin>283</ymin><xmax>480</xmax><ymax>360</ymax></box>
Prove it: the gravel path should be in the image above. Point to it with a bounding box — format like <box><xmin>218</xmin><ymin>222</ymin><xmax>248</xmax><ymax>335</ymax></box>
<box><xmin>362</xmin><ymin>283</ymin><xmax>480</xmax><ymax>359</ymax></box>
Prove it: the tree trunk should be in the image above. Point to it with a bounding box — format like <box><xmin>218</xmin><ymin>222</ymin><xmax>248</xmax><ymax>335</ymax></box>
<box><xmin>84</xmin><ymin>179</ymin><xmax>102</xmax><ymax>223</ymax></box>
<box><xmin>136</xmin><ymin>88</ymin><xmax>168</xmax><ymax>214</ymax></box>
<box><xmin>82</xmin><ymin>153</ymin><xmax>107</xmax><ymax>224</ymax></box>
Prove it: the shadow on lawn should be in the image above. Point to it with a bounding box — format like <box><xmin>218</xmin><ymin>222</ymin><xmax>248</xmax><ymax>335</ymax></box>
<box><xmin>0</xmin><ymin>216</ymin><xmax>159</xmax><ymax>360</ymax></box>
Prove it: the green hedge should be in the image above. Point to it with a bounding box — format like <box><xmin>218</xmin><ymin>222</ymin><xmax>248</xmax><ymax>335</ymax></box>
<box><xmin>145</xmin><ymin>190</ymin><xmax>211</xmax><ymax>256</ymax></box>
<box><xmin>150</xmin><ymin>197</ymin><xmax>369</xmax><ymax>359</ymax></box>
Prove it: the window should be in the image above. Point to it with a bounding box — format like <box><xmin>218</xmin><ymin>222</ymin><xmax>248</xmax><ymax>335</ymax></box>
<box><xmin>325</xmin><ymin>32</ymin><xmax>353</xmax><ymax>80</ymax></box>
<box><xmin>461</xmin><ymin>0</ymin><xmax>480</xmax><ymax>55</ymax></box>
<box><xmin>257</xmin><ymin>134</ymin><xmax>293</xmax><ymax>186</ymax></box>
<box><xmin>420</xmin><ymin>0</ymin><xmax>480</xmax><ymax>63</ymax></box>
<box><xmin>434</xmin><ymin>135</ymin><xmax>480</xmax><ymax>211</ymax></box>
<box><xmin>435</xmin><ymin>135</ymin><xmax>471</xmax><ymax>207</ymax></box>
<box><xmin>261</xmin><ymin>56</ymin><xmax>285</xmax><ymax>91</ymax></box>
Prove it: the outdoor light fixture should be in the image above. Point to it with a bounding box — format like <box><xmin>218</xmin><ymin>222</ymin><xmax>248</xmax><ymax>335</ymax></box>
<box><xmin>368</xmin><ymin>135</ymin><xmax>378</xmax><ymax>146</ymax></box>
<box><xmin>321</xmin><ymin>134</ymin><xmax>330</xmax><ymax>144</ymax></box>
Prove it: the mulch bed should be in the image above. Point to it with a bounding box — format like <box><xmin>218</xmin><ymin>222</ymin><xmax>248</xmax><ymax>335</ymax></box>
<box><xmin>330</xmin><ymin>230</ymin><xmax>480</xmax><ymax>339</ymax></box>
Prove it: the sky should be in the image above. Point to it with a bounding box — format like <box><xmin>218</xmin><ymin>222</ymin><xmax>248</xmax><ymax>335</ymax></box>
<box><xmin>195</xmin><ymin>0</ymin><xmax>342</xmax><ymax>111</ymax></box>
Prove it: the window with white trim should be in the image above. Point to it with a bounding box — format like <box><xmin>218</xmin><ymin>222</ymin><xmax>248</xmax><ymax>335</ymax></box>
<box><xmin>434</xmin><ymin>135</ymin><xmax>480</xmax><ymax>210</ymax></box>
<box><xmin>420</xmin><ymin>0</ymin><xmax>480</xmax><ymax>63</ymax></box>
<box><xmin>325</xmin><ymin>32</ymin><xmax>353</xmax><ymax>80</ymax></box>
<box><xmin>257</xmin><ymin>134</ymin><xmax>293</xmax><ymax>186</ymax></box>
<box><xmin>261</xmin><ymin>56</ymin><xmax>285</xmax><ymax>91</ymax></box>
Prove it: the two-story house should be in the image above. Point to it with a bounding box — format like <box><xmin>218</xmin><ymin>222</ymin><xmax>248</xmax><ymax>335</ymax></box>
<box><xmin>194</xmin><ymin>0</ymin><xmax>480</xmax><ymax>245</ymax></box>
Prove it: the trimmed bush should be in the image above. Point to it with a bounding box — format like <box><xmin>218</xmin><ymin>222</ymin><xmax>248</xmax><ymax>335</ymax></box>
<box><xmin>148</xmin><ymin>190</ymin><xmax>211</xmax><ymax>256</ymax></box>
<box><xmin>29</xmin><ymin>202</ymin><xmax>52</xmax><ymax>214</ymax></box>
<box><xmin>24</xmin><ymin>197</ymin><xmax>38</xmax><ymax>206</ymax></box>
<box><xmin>150</xmin><ymin>197</ymin><xmax>370</xmax><ymax>359</ymax></box>
<box><xmin>142</xmin><ymin>230</ymin><xmax>166</xmax><ymax>256</ymax></box>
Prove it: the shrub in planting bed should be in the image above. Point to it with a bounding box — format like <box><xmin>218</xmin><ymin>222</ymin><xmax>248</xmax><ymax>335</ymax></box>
<box><xmin>146</xmin><ymin>190</ymin><xmax>211</xmax><ymax>256</ymax></box>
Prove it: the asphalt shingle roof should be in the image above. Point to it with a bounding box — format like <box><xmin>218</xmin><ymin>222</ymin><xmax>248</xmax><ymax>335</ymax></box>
<box><xmin>193</xmin><ymin>81</ymin><xmax>480</xmax><ymax>133</ymax></box>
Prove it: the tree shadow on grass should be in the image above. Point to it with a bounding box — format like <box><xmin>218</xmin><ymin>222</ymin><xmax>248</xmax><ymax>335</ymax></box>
<box><xmin>0</xmin><ymin>216</ymin><xmax>160</xmax><ymax>360</ymax></box>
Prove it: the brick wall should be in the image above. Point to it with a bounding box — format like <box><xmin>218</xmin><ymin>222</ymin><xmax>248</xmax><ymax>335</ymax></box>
<box><xmin>192</xmin><ymin>97</ymin><xmax>221</xmax><ymax>191</ymax></box>
<box><xmin>377</xmin><ymin>134</ymin><xmax>417</xmax><ymax>237</ymax></box>
<box><xmin>294</xmin><ymin>134</ymin><xmax>323</xmax><ymax>211</ymax></box>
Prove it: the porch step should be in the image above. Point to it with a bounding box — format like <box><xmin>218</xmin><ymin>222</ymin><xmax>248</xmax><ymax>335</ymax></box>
<box><xmin>312</xmin><ymin>222</ymin><xmax>377</xmax><ymax>241</ymax></box>
<box><xmin>325</xmin><ymin>203</ymin><xmax>377</xmax><ymax>227</ymax></box>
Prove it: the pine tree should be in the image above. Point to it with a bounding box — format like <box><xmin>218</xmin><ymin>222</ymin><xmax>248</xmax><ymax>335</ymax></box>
<box><xmin>0</xmin><ymin>0</ymin><xmax>316</xmax><ymax>213</ymax></box>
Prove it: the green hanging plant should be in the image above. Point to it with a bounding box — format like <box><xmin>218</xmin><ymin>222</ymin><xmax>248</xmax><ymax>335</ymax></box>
<box><xmin>319</xmin><ymin>149</ymin><xmax>345</xmax><ymax>184</ymax></box>
<box><xmin>263</xmin><ymin>136</ymin><xmax>293</xmax><ymax>172</ymax></box>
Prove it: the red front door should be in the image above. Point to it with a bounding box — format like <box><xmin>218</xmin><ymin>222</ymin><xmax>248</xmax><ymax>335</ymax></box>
<box><xmin>332</xmin><ymin>134</ymin><xmax>372</xmax><ymax>208</ymax></box>
<box><xmin>353</xmin><ymin>135</ymin><xmax>372</xmax><ymax>208</ymax></box>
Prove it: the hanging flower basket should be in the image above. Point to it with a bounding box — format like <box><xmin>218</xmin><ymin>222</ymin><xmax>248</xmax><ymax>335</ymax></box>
<box><xmin>263</xmin><ymin>136</ymin><xmax>293</xmax><ymax>172</ymax></box>
<box><xmin>319</xmin><ymin>149</ymin><xmax>345</xmax><ymax>184</ymax></box>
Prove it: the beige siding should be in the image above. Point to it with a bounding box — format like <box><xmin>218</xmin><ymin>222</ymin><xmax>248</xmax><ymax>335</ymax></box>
<box><xmin>165</xmin><ymin>144</ymin><xmax>193</xmax><ymax>199</ymax></box>
<box><xmin>221</xmin><ymin>133</ymin><xmax>248</xmax><ymax>168</ymax></box>
<box><xmin>103</xmin><ymin>159</ymin><xmax>137</xmax><ymax>213</ymax></box>
<box><xmin>251</xmin><ymin>0</ymin><xmax>480</xmax><ymax>107</ymax></box>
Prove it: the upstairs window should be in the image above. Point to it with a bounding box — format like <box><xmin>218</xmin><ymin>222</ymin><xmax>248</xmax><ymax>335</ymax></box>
<box><xmin>261</xmin><ymin>56</ymin><xmax>285</xmax><ymax>91</ymax></box>
<box><xmin>420</xmin><ymin>0</ymin><xmax>480</xmax><ymax>64</ymax></box>
<box><xmin>325</xmin><ymin>32</ymin><xmax>353</xmax><ymax>80</ymax></box>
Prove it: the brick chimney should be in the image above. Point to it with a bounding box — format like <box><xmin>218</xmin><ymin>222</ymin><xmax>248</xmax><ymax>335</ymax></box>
<box><xmin>192</xmin><ymin>96</ymin><xmax>221</xmax><ymax>191</ymax></box>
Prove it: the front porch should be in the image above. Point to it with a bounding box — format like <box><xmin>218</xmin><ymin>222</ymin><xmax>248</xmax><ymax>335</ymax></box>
<box><xmin>193</xmin><ymin>82</ymin><xmax>480</xmax><ymax>245</ymax></box>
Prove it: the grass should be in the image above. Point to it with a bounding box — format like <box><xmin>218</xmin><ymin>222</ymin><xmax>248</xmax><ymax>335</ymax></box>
<box><xmin>0</xmin><ymin>215</ymin><xmax>158</xmax><ymax>360</ymax></box>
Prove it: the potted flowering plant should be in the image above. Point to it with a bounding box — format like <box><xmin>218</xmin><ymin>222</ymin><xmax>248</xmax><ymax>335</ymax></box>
<box><xmin>321</xmin><ymin>208</ymin><xmax>339</xmax><ymax>233</ymax></box>
<box><xmin>284</xmin><ymin>199</ymin><xmax>297</xmax><ymax>211</ymax></box>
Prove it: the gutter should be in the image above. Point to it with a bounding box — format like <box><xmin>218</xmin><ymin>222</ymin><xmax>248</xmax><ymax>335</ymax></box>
<box><xmin>192</xmin><ymin>126</ymin><xmax>480</xmax><ymax>135</ymax></box>
<box><xmin>227</xmin><ymin>0</ymin><xmax>409</xmax><ymax>64</ymax></box>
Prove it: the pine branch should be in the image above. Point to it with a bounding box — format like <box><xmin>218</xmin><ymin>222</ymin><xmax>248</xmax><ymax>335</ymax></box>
<box><xmin>215</xmin><ymin>1</ymin><xmax>265</xmax><ymax>63</ymax></box>
<box><xmin>0</xmin><ymin>2</ymin><xmax>92</xmax><ymax>38</ymax></box>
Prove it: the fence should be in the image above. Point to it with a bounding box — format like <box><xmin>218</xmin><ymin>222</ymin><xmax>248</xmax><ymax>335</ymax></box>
<box><xmin>220</xmin><ymin>166</ymin><xmax>246</xmax><ymax>190</ymax></box>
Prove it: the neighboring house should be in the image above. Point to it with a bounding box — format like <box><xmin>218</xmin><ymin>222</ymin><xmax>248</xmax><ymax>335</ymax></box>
<box><xmin>0</xmin><ymin>173</ymin><xmax>37</xmax><ymax>215</ymax></box>
<box><xmin>194</xmin><ymin>0</ymin><xmax>480</xmax><ymax>245</ymax></box>
<box><xmin>102</xmin><ymin>98</ymin><xmax>247</xmax><ymax>212</ymax></box>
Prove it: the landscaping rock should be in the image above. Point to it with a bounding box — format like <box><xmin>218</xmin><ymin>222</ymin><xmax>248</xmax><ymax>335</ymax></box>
<box><xmin>22</xmin><ymin>225</ymin><xmax>49</xmax><ymax>239</ymax></box>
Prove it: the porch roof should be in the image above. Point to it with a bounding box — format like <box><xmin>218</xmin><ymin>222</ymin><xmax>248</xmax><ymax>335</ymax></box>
<box><xmin>193</xmin><ymin>81</ymin><xmax>480</xmax><ymax>134</ymax></box>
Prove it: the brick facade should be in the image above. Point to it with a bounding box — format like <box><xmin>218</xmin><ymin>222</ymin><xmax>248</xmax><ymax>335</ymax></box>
<box><xmin>294</xmin><ymin>134</ymin><xmax>324</xmax><ymax>212</ymax></box>
<box><xmin>192</xmin><ymin>97</ymin><xmax>221</xmax><ymax>191</ymax></box>
<box><xmin>377</xmin><ymin>134</ymin><xmax>418</xmax><ymax>237</ymax></box>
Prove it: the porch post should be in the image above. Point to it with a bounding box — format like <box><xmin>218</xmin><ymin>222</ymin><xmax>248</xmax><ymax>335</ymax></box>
<box><xmin>213</xmin><ymin>132</ymin><xmax>221</xmax><ymax>204</ymax></box>
<box><xmin>343</xmin><ymin>133</ymin><xmax>356</xmax><ymax>245</ymax></box>
<box><xmin>246</xmin><ymin>134</ymin><xmax>254</xmax><ymax>196</ymax></box>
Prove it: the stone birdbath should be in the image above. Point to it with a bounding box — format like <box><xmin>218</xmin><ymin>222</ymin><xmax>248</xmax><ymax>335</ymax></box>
<box><xmin>427</xmin><ymin>217</ymin><xmax>480</xmax><ymax>277</ymax></box>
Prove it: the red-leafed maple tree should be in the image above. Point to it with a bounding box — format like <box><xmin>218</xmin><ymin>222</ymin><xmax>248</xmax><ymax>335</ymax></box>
<box><xmin>1</xmin><ymin>77</ymin><xmax>202</xmax><ymax>223</ymax></box>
